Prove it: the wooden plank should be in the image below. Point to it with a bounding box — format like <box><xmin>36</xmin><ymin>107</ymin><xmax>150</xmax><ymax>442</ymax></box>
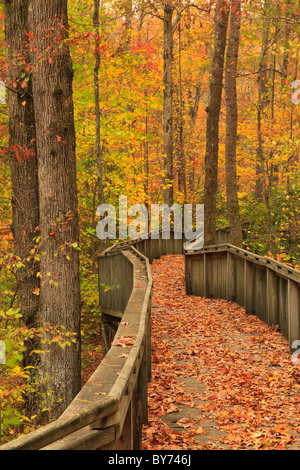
<box><xmin>236</xmin><ymin>256</ymin><xmax>245</xmax><ymax>307</ymax></box>
<box><xmin>220</xmin><ymin>253</ymin><xmax>227</xmax><ymax>299</ymax></box>
<box><xmin>244</xmin><ymin>259</ymin><xmax>254</xmax><ymax>315</ymax></box>
<box><xmin>266</xmin><ymin>267</ymin><xmax>278</xmax><ymax>326</ymax></box>
<box><xmin>258</xmin><ymin>267</ymin><xmax>267</xmax><ymax>322</ymax></box>
<box><xmin>288</xmin><ymin>280</ymin><xmax>300</xmax><ymax>350</ymax></box>
<box><xmin>0</xmin><ymin>396</ymin><xmax>118</xmax><ymax>450</ymax></box>
<box><xmin>41</xmin><ymin>425</ymin><xmax>117</xmax><ymax>451</ymax></box>
<box><xmin>212</xmin><ymin>254</ymin><xmax>219</xmax><ymax>299</ymax></box>
<box><xmin>278</xmin><ymin>277</ymin><xmax>288</xmax><ymax>340</ymax></box>
<box><xmin>147</xmin><ymin>302</ymin><xmax>152</xmax><ymax>380</ymax></box>
<box><xmin>132</xmin><ymin>371</ymin><xmax>143</xmax><ymax>450</ymax></box>
<box><xmin>191</xmin><ymin>257</ymin><xmax>204</xmax><ymax>297</ymax></box>
<box><xmin>206</xmin><ymin>253</ymin><xmax>212</xmax><ymax>298</ymax></box>
<box><xmin>226</xmin><ymin>252</ymin><xmax>235</xmax><ymax>302</ymax></box>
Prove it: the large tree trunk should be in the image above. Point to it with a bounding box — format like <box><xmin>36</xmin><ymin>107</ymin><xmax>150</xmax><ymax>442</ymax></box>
<box><xmin>163</xmin><ymin>1</ymin><xmax>174</xmax><ymax>205</ymax></box>
<box><xmin>225</xmin><ymin>0</ymin><xmax>243</xmax><ymax>247</ymax></box>
<box><xmin>29</xmin><ymin>0</ymin><xmax>81</xmax><ymax>419</ymax></box>
<box><xmin>204</xmin><ymin>0</ymin><xmax>229</xmax><ymax>246</ymax></box>
<box><xmin>4</xmin><ymin>0</ymin><xmax>40</xmax><ymax>385</ymax></box>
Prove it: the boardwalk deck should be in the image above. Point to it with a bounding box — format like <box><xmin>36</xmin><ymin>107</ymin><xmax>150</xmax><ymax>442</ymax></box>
<box><xmin>142</xmin><ymin>255</ymin><xmax>300</xmax><ymax>450</ymax></box>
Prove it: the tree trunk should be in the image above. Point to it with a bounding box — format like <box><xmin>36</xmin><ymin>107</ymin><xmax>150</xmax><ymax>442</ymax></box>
<box><xmin>93</xmin><ymin>0</ymin><xmax>105</xmax><ymax>206</ymax></box>
<box><xmin>144</xmin><ymin>94</ymin><xmax>149</xmax><ymax>205</ymax></box>
<box><xmin>255</xmin><ymin>0</ymin><xmax>270</xmax><ymax>201</ymax></box>
<box><xmin>225</xmin><ymin>0</ymin><xmax>243</xmax><ymax>247</ymax></box>
<box><xmin>124</xmin><ymin>0</ymin><xmax>133</xmax><ymax>53</ymax></box>
<box><xmin>4</xmin><ymin>0</ymin><xmax>40</xmax><ymax>383</ymax></box>
<box><xmin>204</xmin><ymin>0</ymin><xmax>229</xmax><ymax>246</ymax></box>
<box><xmin>177</xmin><ymin>22</ymin><xmax>187</xmax><ymax>201</ymax></box>
<box><xmin>29</xmin><ymin>0</ymin><xmax>81</xmax><ymax>419</ymax></box>
<box><xmin>281</xmin><ymin>0</ymin><xmax>292</xmax><ymax>88</ymax></box>
<box><xmin>163</xmin><ymin>1</ymin><xmax>174</xmax><ymax>206</ymax></box>
<box><xmin>143</xmin><ymin>21</ymin><xmax>150</xmax><ymax>208</ymax></box>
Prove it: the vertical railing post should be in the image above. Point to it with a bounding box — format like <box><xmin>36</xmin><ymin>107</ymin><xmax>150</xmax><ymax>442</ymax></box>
<box><xmin>266</xmin><ymin>266</ymin><xmax>278</xmax><ymax>327</ymax></box>
<box><xmin>185</xmin><ymin>255</ymin><xmax>192</xmax><ymax>295</ymax></box>
<box><xmin>205</xmin><ymin>252</ymin><xmax>212</xmax><ymax>298</ymax></box>
<box><xmin>140</xmin><ymin>346</ymin><xmax>148</xmax><ymax>426</ymax></box>
<box><xmin>132</xmin><ymin>370</ymin><xmax>143</xmax><ymax>450</ymax></box>
<box><xmin>244</xmin><ymin>259</ymin><xmax>253</xmax><ymax>314</ymax></box>
<box><xmin>146</xmin><ymin>301</ymin><xmax>151</xmax><ymax>381</ymax></box>
<box><xmin>288</xmin><ymin>279</ymin><xmax>300</xmax><ymax>351</ymax></box>
<box><xmin>203</xmin><ymin>253</ymin><xmax>207</xmax><ymax>297</ymax></box>
<box><xmin>226</xmin><ymin>251</ymin><xmax>235</xmax><ymax>301</ymax></box>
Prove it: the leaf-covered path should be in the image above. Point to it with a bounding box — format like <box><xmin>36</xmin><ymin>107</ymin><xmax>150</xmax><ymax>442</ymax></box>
<box><xmin>142</xmin><ymin>255</ymin><xmax>300</xmax><ymax>450</ymax></box>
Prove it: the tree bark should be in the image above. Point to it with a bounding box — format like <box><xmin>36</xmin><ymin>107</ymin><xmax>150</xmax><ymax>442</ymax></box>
<box><xmin>29</xmin><ymin>0</ymin><xmax>81</xmax><ymax>419</ymax></box>
<box><xmin>124</xmin><ymin>0</ymin><xmax>133</xmax><ymax>53</ymax></box>
<box><xmin>93</xmin><ymin>0</ymin><xmax>105</xmax><ymax>207</ymax></box>
<box><xmin>225</xmin><ymin>0</ymin><xmax>243</xmax><ymax>247</ymax></box>
<box><xmin>177</xmin><ymin>22</ymin><xmax>187</xmax><ymax>201</ymax></box>
<box><xmin>255</xmin><ymin>0</ymin><xmax>270</xmax><ymax>201</ymax></box>
<box><xmin>4</xmin><ymin>0</ymin><xmax>40</xmax><ymax>380</ymax></box>
<box><xmin>163</xmin><ymin>1</ymin><xmax>174</xmax><ymax>205</ymax></box>
<box><xmin>204</xmin><ymin>0</ymin><xmax>229</xmax><ymax>246</ymax></box>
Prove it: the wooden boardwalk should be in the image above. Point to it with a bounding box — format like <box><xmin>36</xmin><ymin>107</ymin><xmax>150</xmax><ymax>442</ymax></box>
<box><xmin>2</xmin><ymin>236</ymin><xmax>300</xmax><ymax>451</ymax></box>
<box><xmin>142</xmin><ymin>255</ymin><xmax>300</xmax><ymax>450</ymax></box>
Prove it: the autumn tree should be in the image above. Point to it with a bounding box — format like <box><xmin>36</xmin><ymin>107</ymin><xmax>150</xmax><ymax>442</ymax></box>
<box><xmin>255</xmin><ymin>0</ymin><xmax>271</xmax><ymax>203</ymax></box>
<box><xmin>163</xmin><ymin>0</ymin><xmax>174</xmax><ymax>205</ymax></box>
<box><xmin>225</xmin><ymin>0</ymin><xmax>243</xmax><ymax>247</ymax></box>
<box><xmin>204</xmin><ymin>0</ymin><xmax>229</xmax><ymax>246</ymax></box>
<box><xmin>4</xmin><ymin>0</ymin><xmax>40</xmax><ymax>391</ymax></box>
<box><xmin>93</xmin><ymin>0</ymin><xmax>105</xmax><ymax>207</ymax></box>
<box><xmin>28</xmin><ymin>0</ymin><xmax>81</xmax><ymax>418</ymax></box>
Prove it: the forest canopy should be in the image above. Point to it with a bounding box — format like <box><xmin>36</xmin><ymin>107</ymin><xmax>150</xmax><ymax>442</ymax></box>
<box><xmin>0</xmin><ymin>0</ymin><xmax>299</xmax><ymax>442</ymax></box>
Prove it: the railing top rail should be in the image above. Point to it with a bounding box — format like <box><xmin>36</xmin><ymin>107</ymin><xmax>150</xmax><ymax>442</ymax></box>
<box><xmin>98</xmin><ymin>229</ymin><xmax>188</xmax><ymax>257</ymax></box>
<box><xmin>0</xmin><ymin>396</ymin><xmax>119</xmax><ymax>451</ymax></box>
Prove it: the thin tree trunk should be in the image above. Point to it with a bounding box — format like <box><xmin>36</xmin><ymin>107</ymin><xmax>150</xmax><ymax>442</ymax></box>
<box><xmin>93</xmin><ymin>0</ymin><xmax>105</xmax><ymax>206</ymax></box>
<box><xmin>163</xmin><ymin>1</ymin><xmax>174</xmax><ymax>206</ymax></box>
<box><xmin>225</xmin><ymin>0</ymin><xmax>243</xmax><ymax>247</ymax></box>
<box><xmin>143</xmin><ymin>20</ymin><xmax>150</xmax><ymax>207</ymax></box>
<box><xmin>281</xmin><ymin>0</ymin><xmax>292</xmax><ymax>88</ymax></box>
<box><xmin>177</xmin><ymin>22</ymin><xmax>187</xmax><ymax>201</ymax></box>
<box><xmin>255</xmin><ymin>0</ymin><xmax>270</xmax><ymax>201</ymax></box>
<box><xmin>144</xmin><ymin>94</ymin><xmax>149</xmax><ymax>205</ymax></box>
<box><xmin>124</xmin><ymin>0</ymin><xmax>133</xmax><ymax>52</ymax></box>
<box><xmin>204</xmin><ymin>0</ymin><xmax>229</xmax><ymax>246</ymax></box>
<box><xmin>187</xmin><ymin>74</ymin><xmax>204</xmax><ymax>193</ymax></box>
<box><xmin>29</xmin><ymin>0</ymin><xmax>81</xmax><ymax>419</ymax></box>
<box><xmin>4</xmin><ymin>0</ymin><xmax>40</xmax><ymax>392</ymax></box>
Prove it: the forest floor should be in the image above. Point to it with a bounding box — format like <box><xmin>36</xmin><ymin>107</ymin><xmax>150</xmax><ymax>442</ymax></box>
<box><xmin>141</xmin><ymin>255</ymin><xmax>300</xmax><ymax>450</ymax></box>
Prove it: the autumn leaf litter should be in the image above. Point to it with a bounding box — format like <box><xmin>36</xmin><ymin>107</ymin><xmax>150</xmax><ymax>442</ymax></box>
<box><xmin>142</xmin><ymin>255</ymin><xmax>300</xmax><ymax>450</ymax></box>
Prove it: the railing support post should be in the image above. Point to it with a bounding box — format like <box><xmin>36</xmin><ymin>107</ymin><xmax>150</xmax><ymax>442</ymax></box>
<box><xmin>226</xmin><ymin>252</ymin><xmax>235</xmax><ymax>302</ymax></box>
<box><xmin>266</xmin><ymin>267</ymin><xmax>278</xmax><ymax>327</ymax></box>
<box><xmin>244</xmin><ymin>259</ymin><xmax>253</xmax><ymax>314</ymax></box>
<box><xmin>288</xmin><ymin>279</ymin><xmax>300</xmax><ymax>351</ymax></box>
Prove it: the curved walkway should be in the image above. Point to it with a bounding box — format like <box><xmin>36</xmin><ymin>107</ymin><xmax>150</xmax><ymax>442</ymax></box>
<box><xmin>142</xmin><ymin>255</ymin><xmax>300</xmax><ymax>450</ymax></box>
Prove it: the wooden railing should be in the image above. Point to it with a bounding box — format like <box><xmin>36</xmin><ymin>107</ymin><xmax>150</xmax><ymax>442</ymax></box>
<box><xmin>185</xmin><ymin>243</ymin><xmax>300</xmax><ymax>350</ymax></box>
<box><xmin>0</xmin><ymin>245</ymin><xmax>153</xmax><ymax>450</ymax></box>
<box><xmin>0</xmin><ymin>230</ymin><xmax>186</xmax><ymax>451</ymax></box>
